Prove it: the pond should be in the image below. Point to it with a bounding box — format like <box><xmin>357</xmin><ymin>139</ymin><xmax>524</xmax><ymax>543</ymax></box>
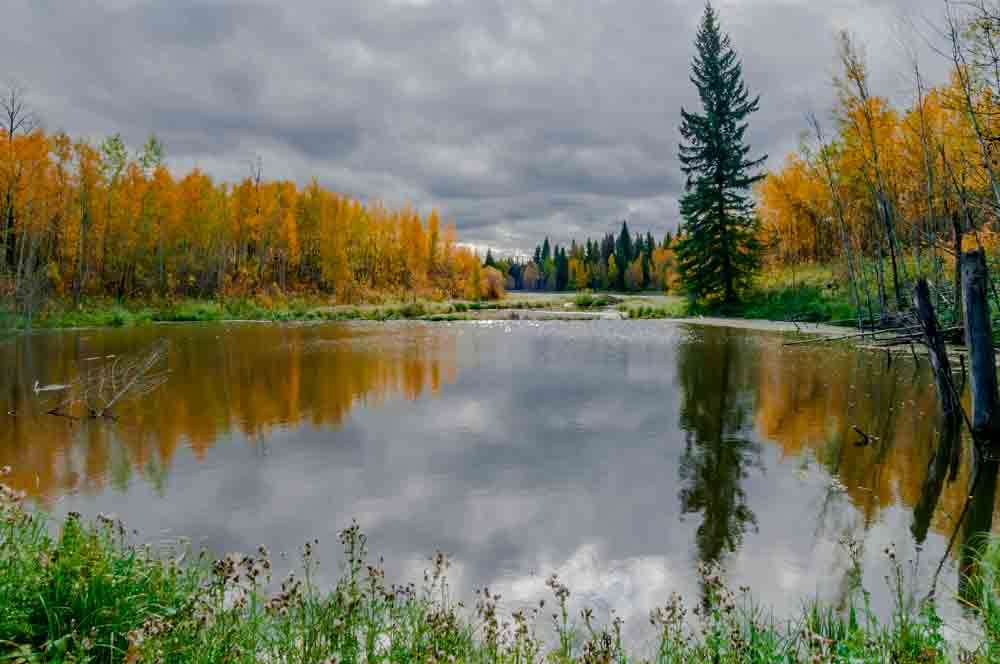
<box><xmin>0</xmin><ymin>320</ymin><xmax>994</xmax><ymax>644</ymax></box>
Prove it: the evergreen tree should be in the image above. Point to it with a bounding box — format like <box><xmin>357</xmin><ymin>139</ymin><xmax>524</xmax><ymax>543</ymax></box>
<box><xmin>508</xmin><ymin>262</ymin><xmax>523</xmax><ymax>289</ymax></box>
<box><xmin>560</xmin><ymin>247</ymin><xmax>570</xmax><ymax>290</ymax></box>
<box><xmin>676</xmin><ymin>3</ymin><xmax>766</xmax><ymax>303</ymax></box>
<box><xmin>614</xmin><ymin>222</ymin><xmax>632</xmax><ymax>290</ymax></box>
<box><xmin>616</xmin><ymin>221</ymin><xmax>632</xmax><ymax>261</ymax></box>
<box><xmin>600</xmin><ymin>233</ymin><xmax>615</xmax><ymax>266</ymax></box>
<box><xmin>541</xmin><ymin>237</ymin><xmax>552</xmax><ymax>263</ymax></box>
<box><xmin>484</xmin><ymin>248</ymin><xmax>496</xmax><ymax>268</ymax></box>
<box><xmin>643</xmin><ymin>232</ymin><xmax>656</xmax><ymax>288</ymax></box>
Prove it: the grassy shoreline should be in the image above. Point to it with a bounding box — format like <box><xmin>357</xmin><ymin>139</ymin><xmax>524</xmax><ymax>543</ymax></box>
<box><xmin>0</xmin><ymin>288</ymin><xmax>850</xmax><ymax>333</ymax></box>
<box><xmin>0</xmin><ymin>475</ymin><xmax>996</xmax><ymax>663</ymax></box>
<box><xmin>0</xmin><ymin>264</ymin><xmax>888</xmax><ymax>332</ymax></box>
<box><xmin>0</xmin><ymin>297</ymin><xmax>559</xmax><ymax>330</ymax></box>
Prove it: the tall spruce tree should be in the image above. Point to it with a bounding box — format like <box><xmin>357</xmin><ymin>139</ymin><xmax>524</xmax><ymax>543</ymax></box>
<box><xmin>676</xmin><ymin>3</ymin><xmax>765</xmax><ymax>303</ymax></box>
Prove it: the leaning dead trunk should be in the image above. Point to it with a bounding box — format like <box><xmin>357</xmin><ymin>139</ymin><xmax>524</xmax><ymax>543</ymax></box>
<box><xmin>913</xmin><ymin>278</ymin><xmax>960</xmax><ymax>422</ymax></box>
<box><xmin>962</xmin><ymin>250</ymin><xmax>1000</xmax><ymax>444</ymax></box>
<box><xmin>953</xmin><ymin>212</ymin><xmax>964</xmax><ymax>327</ymax></box>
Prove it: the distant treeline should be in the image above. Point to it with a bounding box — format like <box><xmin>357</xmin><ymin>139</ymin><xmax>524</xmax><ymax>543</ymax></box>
<box><xmin>485</xmin><ymin>221</ymin><xmax>677</xmax><ymax>292</ymax></box>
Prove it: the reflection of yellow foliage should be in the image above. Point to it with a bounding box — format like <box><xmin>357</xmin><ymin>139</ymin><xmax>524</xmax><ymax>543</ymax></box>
<box><xmin>755</xmin><ymin>343</ymin><xmax>989</xmax><ymax>539</ymax></box>
<box><xmin>0</xmin><ymin>326</ymin><xmax>458</xmax><ymax>504</ymax></box>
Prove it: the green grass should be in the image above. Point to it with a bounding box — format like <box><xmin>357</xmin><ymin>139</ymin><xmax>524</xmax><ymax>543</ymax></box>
<box><xmin>0</xmin><ymin>260</ymin><xmax>972</xmax><ymax>331</ymax></box>
<box><xmin>692</xmin><ymin>283</ymin><xmax>856</xmax><ymax>324</ymax></box>
<box><xmin>0</xmin><ymin>297</ymin><xmax>566</xmax><ymax>331</ymax></box>
<box><xmin>623</xmin><ymin>301</ymin><xmax>689</xmax><ymax>320</ymax></box>
<box><xmin>0</xmin><ymin>470</ymin><xmax>994</xmax><ymax>663</ymax></box>
<box><xmin>0</xmin><ymin>299</ymin><xmax>464</xmax><ymax>329</ymax></box>
<box><xmin>574</xmin><ymin>293</ymin><xmax>620</xmax><ymax>309</ymax></box>
<box><xmin>678</xmin><ymin>263</ymin><xmax>859</xmax><ymax>325</ymax></box>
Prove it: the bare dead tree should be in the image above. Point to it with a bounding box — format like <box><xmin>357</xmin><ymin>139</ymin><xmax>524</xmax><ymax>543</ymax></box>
<box><xmin>1</xmin><ymin>84</ymin><xmax>36</xmax><ymax>138</ymax></box>
<box><xmin>806</xmin><ymin>111</ymin><xmax>869</xmax><ymax>327</ymax></box>
<box><xmin>909</xmin><ymin>56</ymin><xmax>937</xmax><ymax>277</ymax></box>
<box><xmin>1</xmin><ymin>84</ymin><xmax>37</xmax><ymax>277</ymax></box>
<box><xmin>836</xmin><ymin>31</ymin><xmax>908</xmax><ymax>312</ymax></box>
<box><xmin>943</xmin><ymin>1</ymin><xmax>1000</xmax><ymax>212</ymax></box>
<box><xmin>46</xmin><ymin>340</ymin><xmax>170</xmax><ymax>419</ymax></box>
<box><xmin>14</xmin><ymin>258</ymin><xmax>47</xmax><ymax>328</ymax></box>
<box><xmin>939</xmin><ymin>143</ymin><xmax>971</xmax><ymax>325</ymax></box>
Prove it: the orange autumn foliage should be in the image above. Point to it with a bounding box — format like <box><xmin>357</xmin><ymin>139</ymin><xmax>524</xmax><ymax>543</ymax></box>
<box><xmin>758</xmin><ymin>57</ymin><xmax>1000</xmax><ymax>279</ymax></box>
<box><xmin>0</xmin><ymin>129</ymin><xmax>485</xmax><ymax>304</ymax></box>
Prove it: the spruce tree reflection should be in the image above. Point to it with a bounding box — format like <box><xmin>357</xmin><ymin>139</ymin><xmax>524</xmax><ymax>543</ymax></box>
<box><xmin>676</xmin><ymin>328</ymin><xmax>761</xmax><ymax>602</ymax></box>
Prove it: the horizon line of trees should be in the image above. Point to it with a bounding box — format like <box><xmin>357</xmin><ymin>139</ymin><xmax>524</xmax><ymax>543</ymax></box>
<box><xmin>480</xmin><ymin>221</ymin><xmax>679</xmax><ymax>293</ymax></box>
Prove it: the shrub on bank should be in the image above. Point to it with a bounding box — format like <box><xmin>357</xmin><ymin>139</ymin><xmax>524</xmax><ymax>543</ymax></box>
<box><xmin>574</xmin><ymin>293</ymin><xmax>620</xmax><ymax>309</ymax></box>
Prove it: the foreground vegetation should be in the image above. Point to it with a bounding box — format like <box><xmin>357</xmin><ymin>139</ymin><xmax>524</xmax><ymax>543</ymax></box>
<box><xmin>1</xmin><ymin>470</ymin><xmax>997</xmax><ymax>663</ymax></box>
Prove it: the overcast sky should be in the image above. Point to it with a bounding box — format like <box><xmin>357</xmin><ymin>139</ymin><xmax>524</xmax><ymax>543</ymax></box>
<box><xmin>5</xmin><ymin>0</ymin><xmax>951</xmax><ymax>252</ymax></box>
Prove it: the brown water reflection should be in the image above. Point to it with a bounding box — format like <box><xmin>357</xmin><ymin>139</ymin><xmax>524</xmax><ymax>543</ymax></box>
<box><xmin>1</xmin><ymin>324</ymin><xmax>458</xmax><ymax>503</ymax></box>
<box><xmin>0</xmin><ymin>321</ymin><xmax>995</xmax><ymax>637</ymax></box>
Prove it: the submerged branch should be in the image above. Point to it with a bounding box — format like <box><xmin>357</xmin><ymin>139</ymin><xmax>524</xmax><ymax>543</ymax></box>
<box><xmin>44</xmin><ymin>340</ymin><xmax>170</xmax><ymax>419</ymax></box>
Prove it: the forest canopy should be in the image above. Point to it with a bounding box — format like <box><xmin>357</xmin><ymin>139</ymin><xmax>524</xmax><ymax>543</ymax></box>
<box><xmin>756</xmin><ymin>4</ymin><xmax>1000</xmax><ymax>323</ymax></box>
<box><xmin>0</xmin><ymin>120</ymin><xmax>495</xmax><ymax>314</ymax></box>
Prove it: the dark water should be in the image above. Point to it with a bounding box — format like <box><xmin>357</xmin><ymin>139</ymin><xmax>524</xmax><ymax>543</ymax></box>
<box><xmin>0</xmin><ymin>321</ymin><xmax>994</xmax><ymax>643</ymax></box>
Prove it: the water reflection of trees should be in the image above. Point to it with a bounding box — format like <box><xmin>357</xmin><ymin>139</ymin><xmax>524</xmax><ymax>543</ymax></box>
<box><xmin>911</xmin><ymin>422</ymin><xmax>961</xmax><ymax>547</ymax></box>
<box><xmin>0</xmin><ymin>326</ymin><xmax>459</xmax><ymax>503</ymax></box>
<box><xmin>960</xmin><ymin>454</ymin><xmax>999</xmax><ymax>603</ymax></box>
<box><xmin>754</xmin><ymin>340</ymin><xmax>995</xmax><ymax>544</ymax></box>
<box><xmin>677</xmin><ymin>327</ymin><xmax>1000</xmax><ymax>604</ymax></box>
<box><xmin>676</xmin><ymin>329</ymin><xmax>761</xmax><ymax>573</ymax></box>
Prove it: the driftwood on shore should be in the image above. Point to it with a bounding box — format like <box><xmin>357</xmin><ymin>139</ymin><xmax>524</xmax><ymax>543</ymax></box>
<box><xmin>781</xmin><ymin>323</ymin><xmax>961</xmax><ymax>348</ymax></box>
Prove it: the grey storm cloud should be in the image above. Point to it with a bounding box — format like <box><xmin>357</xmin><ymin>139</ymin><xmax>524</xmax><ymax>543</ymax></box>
<box><xmin>3</xmin><ymin>0</ymin><xmax>950</xmax><ymax>252</ymax></box>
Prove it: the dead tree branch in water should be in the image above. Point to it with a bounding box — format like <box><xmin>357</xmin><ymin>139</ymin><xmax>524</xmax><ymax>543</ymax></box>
<box><xmin>851</xmin><ymin>425</ymin><xmax>880</xmax><ymax>447</ymax></box>
<box><xmin>46</xmin><ymin>340</ymin><xmax>170</xmax><ymax>419</ymax></box>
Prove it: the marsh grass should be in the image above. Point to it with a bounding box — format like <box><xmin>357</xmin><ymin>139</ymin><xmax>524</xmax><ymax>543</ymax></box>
<box><xmin>624</xmin><ymin>302</ymin><xmax>689</xmax><ymax>320</ymax></box>
<box><xmin>574</xmin><ymin>293</ymin><xmax>621</xmax><ymax>309</ymax></box>
<box><xmin>0</xmin><ymin>466</ymin><xmax>996</xmax><ymax>663</ymax></box>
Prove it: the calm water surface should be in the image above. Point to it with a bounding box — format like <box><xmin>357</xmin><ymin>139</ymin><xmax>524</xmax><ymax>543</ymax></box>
<box><xmin>0</xmin><ymin>320</ymin><xmax>995</xmax><ymax>643</ymax></box>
